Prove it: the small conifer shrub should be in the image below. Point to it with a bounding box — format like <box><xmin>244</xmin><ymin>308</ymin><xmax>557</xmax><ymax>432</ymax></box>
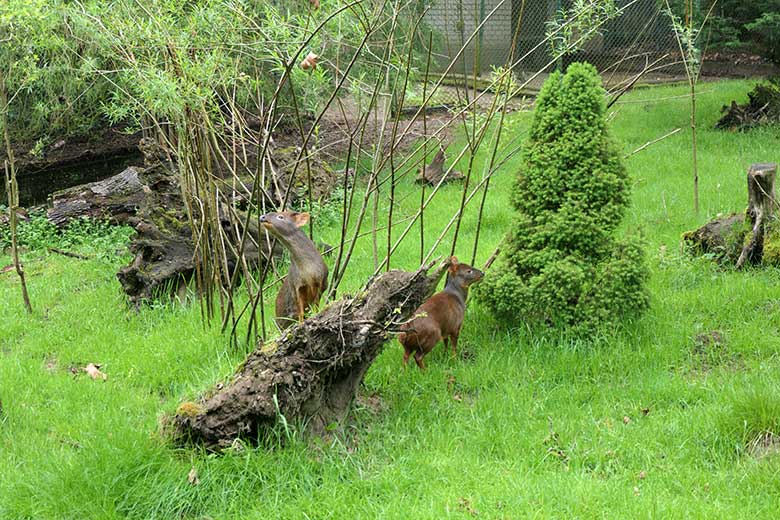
<box><xmin>478</xmin><ymin>63</ymin><xmax>649</xmax><ymax>331</ymax></box>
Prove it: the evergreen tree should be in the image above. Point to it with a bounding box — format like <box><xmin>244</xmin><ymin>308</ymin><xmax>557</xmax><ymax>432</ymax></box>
<box><xmin>479</xmin><ymin>63</ymin><xmax>648</xmax><ymax>331</ymax></box>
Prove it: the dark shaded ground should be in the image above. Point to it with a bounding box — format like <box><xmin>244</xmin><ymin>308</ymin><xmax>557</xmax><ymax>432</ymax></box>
<box><xmin>13</xmin><ymin>125</ymin><xmax>141</xmax><ymax>177</ymax></box>
<box><xmin>7</xmin><ymin>106</ymin><xmax>458</xmax><ymax>208</ymax></box>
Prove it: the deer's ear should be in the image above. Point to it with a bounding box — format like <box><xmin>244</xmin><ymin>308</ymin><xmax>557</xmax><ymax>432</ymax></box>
<box><xmin>292</xmin><ymin>212</ymin><xmax>310</xmax><ymax>228</ymax></box>
<box><xmin>448</xmin><ymin>256</ymin><xmax>459</xmax><ymax>273</ymax></box>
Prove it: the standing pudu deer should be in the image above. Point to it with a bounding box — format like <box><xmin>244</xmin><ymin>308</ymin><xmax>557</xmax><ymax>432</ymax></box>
<box><xmin>259</xmin><ymin>211</ymin><xmax>328</xmax><ymax>329</ymax></box>
<box><xmin>398</xmin><ymin>257</ymin><xmax>484</xmax><ymax>370</ymax></box>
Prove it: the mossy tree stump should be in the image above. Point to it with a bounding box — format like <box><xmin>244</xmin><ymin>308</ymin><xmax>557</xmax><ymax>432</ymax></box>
<box><xmin>736</xmin><ymin>163</ymin><xmax>778</xmax><ymax>268</ymax></box>
<box><xmin>683</xmin><ymin>163</ymin><xmax>779</xmax><ymax>267</ymax></box>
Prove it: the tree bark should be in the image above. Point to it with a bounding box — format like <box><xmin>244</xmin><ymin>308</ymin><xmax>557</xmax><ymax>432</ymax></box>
<box><xmin>172</xmin><ymin>261</ymin><xmax>449</xmax><ymax>448</ymax></box>
<box><xmin>2</xmin><ymin>80</ymin><xmax>33</xmax><ymax>314</ymax></box>
<box><xmin>47</xmin><ymin>166</ymin><xmax>147</xmax><ymax>227</ymax></box>
<box><xmin>681</xmin><ymin>213</ymin><xmax>744</xmax><ymax>261</ymax></box>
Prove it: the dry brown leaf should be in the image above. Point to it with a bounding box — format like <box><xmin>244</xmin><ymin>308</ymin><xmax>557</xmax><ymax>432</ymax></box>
<box><xmin>452</xmin><ymin>393</ymin><xmax>462</xmax><ymax>402</ymax></box>
<box><xmin>623</xmin><ymin>415</ymin><xmax>631</xmax><ymax>425</ymax></box>
<box><xmin>310</xmin><ymin>0</ymin><xmax>320</xmax><ymax>8</ymax></box>
<box><xmin>187</xmin><ymin>467</ymin><xmax>199</xmax><ymax>486</ymax></box>
<box><xmin>83</xmin><ymin>363</ymin><xmax>107</xmax><ymax>381</ymax></box>
<box><xmin>638</xmin><ymin>470</ymin><xmax>647</xmax><ymax>480</ymax></box>
<box><xmin>300</xmin><ymin>52</ymin><xmax>319</xmax><ymax>71</ymax></box>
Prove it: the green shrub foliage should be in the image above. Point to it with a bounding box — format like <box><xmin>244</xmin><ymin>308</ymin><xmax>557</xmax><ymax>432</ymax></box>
<box><xmin>1</xmin><ymin>0</ymin><xmax>429</xmax><ymax>143</ymax></box>
<box><xmin>478</xmin><ymin>63</ymin><xmax>648</xmax><ymax>331</ymax></box>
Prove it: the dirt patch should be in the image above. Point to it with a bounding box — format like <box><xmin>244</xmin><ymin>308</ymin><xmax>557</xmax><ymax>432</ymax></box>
<box><xmin>702</xmin><ymin>51</ymin><xmax>780</xmax><ymax>79</ymax></box>
<box><xmin>693</xmin><ymin>330</ymin><xmax>726</xmax><ymax>354</ymax></box>
<box><xmin>685</xmin><ymin>330</ymin><xmax>744</xmax><ymax>377</ymax></box>
<box><xmin>44</xmin><ymin>357</ymin><xmax>58</xmax><ymax>373</ymax></box>
<box><xmin>313</xmin><ymin>101</ymin><xmax>460</xmax><ymax>165</ymax></box>
<box><xmin>355</xmin><ymin>391</ymin><xmax>386</xmax><ymax>416</ymax></box>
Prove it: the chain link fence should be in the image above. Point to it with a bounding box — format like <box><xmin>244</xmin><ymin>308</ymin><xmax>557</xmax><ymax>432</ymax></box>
<box><xmin>421</xmin><ymin>0</ymin><xmax>689</xmax><ymax>105</ymax></box>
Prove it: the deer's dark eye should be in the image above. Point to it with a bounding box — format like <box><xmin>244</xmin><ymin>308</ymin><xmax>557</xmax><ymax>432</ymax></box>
<box><xmin>277</xmin><ymin>215</ymin><xmax>284</xmax><ymax>220</ymax></box>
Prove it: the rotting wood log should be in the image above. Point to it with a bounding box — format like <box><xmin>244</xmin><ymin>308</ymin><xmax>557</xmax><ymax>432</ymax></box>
<box><xmin>172</xmin><ymin>261</ymin><xmax>450</xmax><ymax>448</ymax></box>
<box><xmin>736</xmin><ymin>163</ymin><xmax>778</xmax><ymax>269</ymax></box>
<box><xmin>681</xmin><ymin>213</ymin><xmax>744</xmax><ymax>261</ymax></box>
<box><xmin>683</xmin><ymin>163</ymin><xmax>778</xmax><ymax>266</ymax></box>
<box><xmin>36</xmin><ymin>133</ymin><xmax>345</xmax><ymax>305</ymax></box>
<box><xmin>114</xmin><ymin>152</ymin><xmax>276</xmax><ymax>306</ymax></box>
<box><xmin>415</xmin><ymin>147</ymin><xmax>464</xmax><ymax>186</ymax></box>
<box><xmin>47</xmin><ymin>166</ymin><xmax>147</xmax><ymax>227</ymax></box>
<box><xmin>716</xmin><ymin>81</ymin><xmax>780</xmax><ymax>131</ymax></box>
<box><xmin>45</xmin><ymin>138</ymin><xmax>276</xmax><ymax>305</ymax></box>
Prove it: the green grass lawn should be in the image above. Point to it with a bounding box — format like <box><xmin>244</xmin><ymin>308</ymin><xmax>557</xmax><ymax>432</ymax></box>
<box><xmin>2</xmin><ymin>79</ymin><xmax>780</xmax><ymax>519</ymax></box>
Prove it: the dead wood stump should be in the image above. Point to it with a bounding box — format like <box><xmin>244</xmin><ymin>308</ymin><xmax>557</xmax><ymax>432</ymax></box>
<box><xmin>172</xmin><ymin>262</ymin><xmax>448</xmax><ymax>448</ymax></box>
<box><xmin>683</xmin><ymin>163</ymin><xmax>778</xmax><ymax>266</ymax></box>
<box><xmin>415</xmin><ymin>148</ymin><xmax>464</xmax><ymax>186</ymax></box>
<box><xmin>736</xmin><ymin>163</ymin><xmax>778</xmax><ymax>268</ymax></box>
<box><xmin>716</xmin><ymin>81</ymin><xmax>780</xmax><ymax>131</ymax></box>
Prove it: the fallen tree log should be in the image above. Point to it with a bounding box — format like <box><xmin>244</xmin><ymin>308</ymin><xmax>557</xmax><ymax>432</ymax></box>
<box><xmin>47</xmin><ymin>165</ymin><xmax>147</xmax><ymax>227</ymax></box>
<box><xmin>681</xmin><ymin>213</ymin><xmax>745</xmax><ymax>262</ymax></box>
<box><xmin>172</xmin><ymin>261</ymin><xmax>449</xmax><ymax>448</ymax></box>
<box><xmin>46</xmin><ymin>139</ymin><xmax>276</xmax><ymax>305</ymax></box>
<box><xmin>113</xmin><ymin>157</ymin><xmax>276</xmax><ymax>306</ymax></box>
<box><xmin>683</xmin><ymin>163</ymin><xmax>779</xmax><ymax>267</ymax></box>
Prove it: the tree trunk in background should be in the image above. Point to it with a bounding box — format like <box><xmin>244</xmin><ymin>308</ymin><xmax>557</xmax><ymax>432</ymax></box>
<box><xmin>172</xmin><ymin>262</ymin><xmax>449</xmax><ymax>448</ymax></box>
<box><xmin>691</xmin><ymin>82</ymin><xmax>699</xmax><ymax>215</ymax></box>
<box><xmin>2</xmin><ymin>80</ymin><xmax>33</xmax><ymax>315</ymax></box>
<box><xmin>4</xmin><ymin>161</ymin><xmax>33</xmax><ymax>314</ymax></box>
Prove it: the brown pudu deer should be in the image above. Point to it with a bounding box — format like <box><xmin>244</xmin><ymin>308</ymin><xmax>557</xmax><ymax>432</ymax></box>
<box><xmin>259</xmin><ymin>211</ymin><xmax>328</xmax><ymax>330</ymax></box>
<box><xmin>398</xmin><ymin>257</ymin><xmax>484</xmax><ymax>370</ymax></box>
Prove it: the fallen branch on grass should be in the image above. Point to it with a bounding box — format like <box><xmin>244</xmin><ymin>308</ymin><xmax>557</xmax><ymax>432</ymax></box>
<box><xmin>47</xmin><ymin>247</ymin><xmax>92</xmax><ymax>260</ymax></box>
<box><xmin>624</xmin><ymin>128</ymin><xmax>681</xmax><ymax>159</ymax></box>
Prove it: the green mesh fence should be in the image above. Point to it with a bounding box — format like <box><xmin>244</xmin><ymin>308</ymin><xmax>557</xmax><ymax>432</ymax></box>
<box><xmin>420</xmin><ymin>0</ymin><xmax>691</xmax><ymax>104</ymax></box>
